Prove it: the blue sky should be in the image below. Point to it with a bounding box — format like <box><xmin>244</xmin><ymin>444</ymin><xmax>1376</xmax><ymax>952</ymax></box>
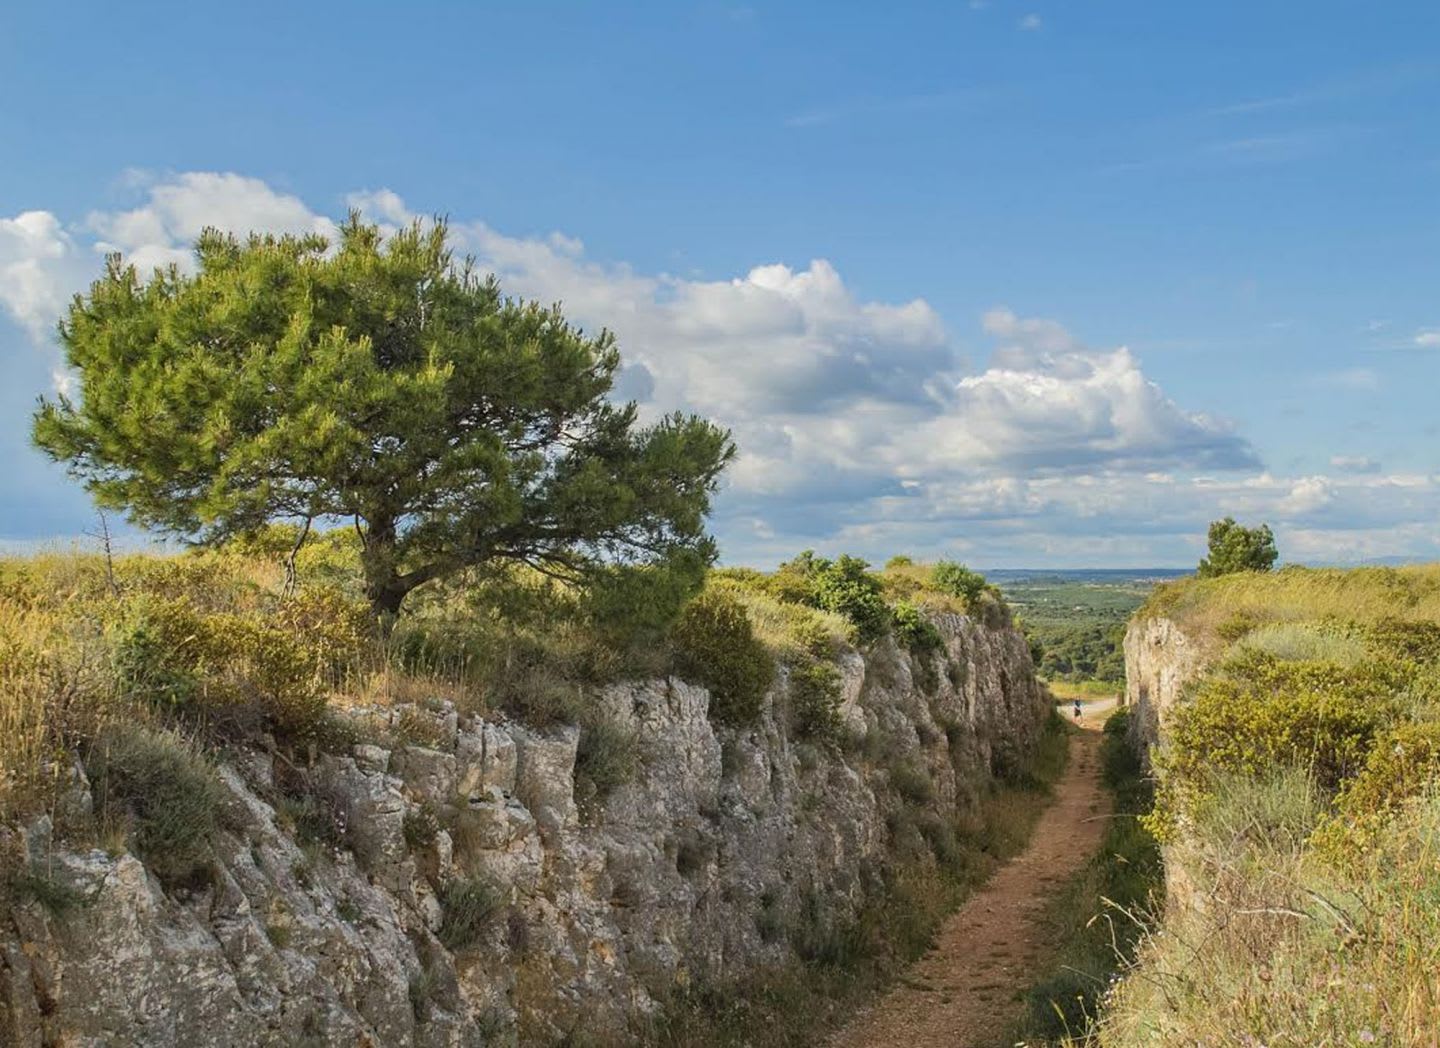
<box><xmin>2</xmin><ymin>1</ymin><xmax>1438</xmax><ymax>567</ymax></box>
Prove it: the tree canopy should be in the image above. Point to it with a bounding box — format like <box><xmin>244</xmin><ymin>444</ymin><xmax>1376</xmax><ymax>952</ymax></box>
<box><xmin>34</xmin><ymin>217</ymin><xmax>735</xmax><ymax>615</ymax></box>
<box><xmin>1197</xmin><ymin>517</ymin><xmax>1278</xmax><ymax>578</ymax></box>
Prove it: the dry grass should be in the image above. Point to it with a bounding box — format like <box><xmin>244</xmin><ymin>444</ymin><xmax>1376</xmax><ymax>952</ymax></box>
<box><xmin>1100</xmin><ymin>779</ymin><xmax>1440</xmax><ymax>1046</ymax></box>
<box><xmin>1096</xmin><ymin>562</ymin><xmax>1440</xmax><ymax>1047</ymax></box>
<box><xmin>1142</xmin><ymin>563</ymin><xmax>1440</xmax><ymax>650</ymax></box>
<box><xmin>705</xmin><ymin>576</ymin><xmax>855</xmax><ymax>660</ymax></box>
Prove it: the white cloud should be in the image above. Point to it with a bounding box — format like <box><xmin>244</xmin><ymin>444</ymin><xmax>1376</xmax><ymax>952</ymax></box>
<box><xmin>86</xmin><ymin>172</ymin><xmax>339</xmax><ymax>276</ymax></box>
<box><xmin>0</xmin><ymin>210</ymin><xmax>89</xmax><ymax>341</ymax></box>
<box><xmin>1018</xmin><ymin>13</ymin><xmax>1042</xmax><ymax>30</ymax></box>
<box><xmin>1415</xmin><ymin>329</ymin><xmax>1440</xmax><ymax>348</ymax></box>
<box><xmin>3</xmin><ymin>171</ymin><xmax>1438</xmax><ymax>566</ymax></box>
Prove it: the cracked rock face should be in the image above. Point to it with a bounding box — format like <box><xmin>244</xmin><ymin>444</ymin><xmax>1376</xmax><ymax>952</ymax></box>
<box><xmin>1123</xmin><ymin>616</ymin><xmax>1209</xmax><ymax>758</ymax></box>
<box><xmin>0</xmin><ymin>615</ymin><xmax>1047</xmax><ymax>1046</ymax></box>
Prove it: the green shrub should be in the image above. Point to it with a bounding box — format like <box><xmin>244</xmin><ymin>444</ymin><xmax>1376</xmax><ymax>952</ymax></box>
<box><xmin>223</xmin><ymin>617</ymin><xmax>329</xmax><ymax>739</ymax></box>
<box><xmin>1323</xmin><ymin>720</ymin><xmax>1440</xmax><ymax>843</ymax></box>
<box><xmin>1153</xmin><ymin>657</ymin><xmax>1390</xmax><ymax>834</ymax></box>
<box><xmin>1366</xmin><ymin>617</ymin><xmax>1440</xmax><ymax>664</ymax></box>
<box><xmin>889</xmin><ymin>762</ymin><xmax>934</xmax><ymax>804</ymax></box>
<box><xmin>438</xmin><ymin>875</ymin><xmax>504</xmax><ymax>950</ymax></box>
<box><xmin>574</xmin><ymin>712</ymin><xmax>640</xmax><ymax>814</ymax></box>
<box><xmin>6</xmin><ymin>869</ymin><xmax>88</xmax><ymax>918</ymax></box>
<box><xmin>789</xmin><ymin>660</ymin><xmax>843</xmax><ymax>746</ymax></box>
<box><xmin>86</xmin><ymin>726</ymin><xmax>225</xmax><ymax>887</ymax></box>
<box><xmin>892</xmin><ymin>601</ymin><xmax>943</xmax><ymax>656</ymax></box>
<box><xmin>809</xmin><ymin>555</ymin><xmax>892</xmax><ymax>643</ymax></box>
<box><xmin>931</xmin><ymin>561</ymin><xmax>987</xmax><ymax>607</ymax></box>
<box><xmin>403</xmin><ymin>804</ymin><xmax>441</xmax><ymax>850</ymax></box>
<box><xmin>672</xmin><ymin>590</ymin><xmax>775</xmax><ymax>727</ymax></box>
<box><xmin>111</xmin><ymin>597</ymin><xmax>210</xmax><ymax>708</ymax></box>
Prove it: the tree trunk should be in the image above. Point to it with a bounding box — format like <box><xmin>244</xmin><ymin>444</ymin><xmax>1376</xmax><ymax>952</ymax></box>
<box><xmin>360</xmin><ymin>517</ymin><xmax>409</xmax><ymax>619</ymax></box>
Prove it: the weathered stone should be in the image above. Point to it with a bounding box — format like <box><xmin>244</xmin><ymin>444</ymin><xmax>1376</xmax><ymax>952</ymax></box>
<box><xmin>391</xmin><ymin>745</ymin><xmax>459</xmax><ymax>805</ymax></box>
<box><xmin>0</xmin><ymin>611</ymin><xmax>1048</xmax><ymax>1046</ymax></box>
<box><xmin>455</xmin><ymin>721</ymin><xmax>517</xmax><ymax>797</ymax></box>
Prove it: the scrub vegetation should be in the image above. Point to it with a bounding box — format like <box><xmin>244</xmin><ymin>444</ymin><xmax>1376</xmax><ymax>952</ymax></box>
<box><xmin>1089</xmin><ymin>564</ymin><xmax>1440</xmax><ymax>1046</ymax></box>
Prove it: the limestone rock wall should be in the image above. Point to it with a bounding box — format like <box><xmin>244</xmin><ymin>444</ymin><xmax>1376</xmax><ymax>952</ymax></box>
<box><xmin>0</xmin><ymin>613</ymin><xmax>1048</xmax><ymax>1046</ymax></box>
<box><xmin>1123</xmin><ymin>616</ymin><xmax>1209</xmax><ymax>757</ymax></box>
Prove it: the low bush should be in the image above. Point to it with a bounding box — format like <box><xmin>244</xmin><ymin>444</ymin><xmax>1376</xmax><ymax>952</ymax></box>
<box><xmin>672</xmin><ymin>590</ymin><xmax>775</xmax><ymax>727</ymax></box>
<box><xmin>1366</xmin><ymin>616</ymin><xmax>1440</xmax><ymax>664</ymax></box>
<box><xmin>86</xmin><ymin>726</ymin><xmax>226</xmax><ymax>887</ymax></box>
<box><xmin>1153</xmin><ymin>653</ymin><xmax>1391</xmax><ymax>832</ymax></box>
<box><xmin>892</xmin><ymin>601</ymin><xmax>943</xmax><ymax>656</ymax></box>
<box><xmin>111</xmin><ymin>596</ymin><xmax>211</xmax><ymax>708</ymax></box>
<box><xmin>888</xmin><ymin>762</ymin><xmax>934</xmax><ymax>805</ymax></box>
<box><xmin>575</xmin><ymin>712</ymin><xmax>641</xmax><ymax>815</ymax></box>
<box><xmin>808</xmin><ymin>555</ymin><xmax>892</xmax><ymax>644</ymax></box>
<box><xmin>438</xmin><ymin>875</ymin><xmax>504</xmax><ymax>950</ymax></box>
<box><xmin>931</xmin><ymin>560</ymin><xmax>987</xmax><ymax>607</ymax></box>
<box><xmin>788</xmin><ymin>660</ymin><xmax>843</xmax><ymax>746</ymax></box>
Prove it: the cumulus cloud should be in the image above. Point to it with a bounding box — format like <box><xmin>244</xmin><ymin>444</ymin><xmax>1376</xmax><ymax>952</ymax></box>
<box><xmin>1</xmin><ymin>171</ymin><xmax>1436</xmax><ymax>566</ymax></box>
<box><xmin>895</xmin><ymin>309</ymin><xmax>1258</xmax><ymax>474</ymax></box>
<box><xmin>1415</xmin><ymin>330</ymin><xmax>1440</xmax><ymax>348</ymax></box>
<box><xmin>0</xmin><ymin>210</ymin><xmax>89</xmax><ymax>341</ymax></box>
<box><xmin>86</xmin><ymin>172</ymin><xmax>338</xmax><ymax>275</ymax></box>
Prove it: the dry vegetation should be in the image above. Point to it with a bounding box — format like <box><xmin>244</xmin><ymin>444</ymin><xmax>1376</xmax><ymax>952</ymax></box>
<box><xmin>1088</xmin><ymin>564</ymin><xmax>1440</xmax><ymax>1047</ymax></box>
<box><xmin>1141</xmin><ymin>563</ymin><xmax>1440</xmax><ymax>653</ymax></box>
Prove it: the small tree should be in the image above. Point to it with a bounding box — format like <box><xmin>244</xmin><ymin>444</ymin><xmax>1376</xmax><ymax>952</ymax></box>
<box><xmin>1197</xmin><ymin>517</ymin><xmax>1278</xmax><ymax>578</ymax></box>
<box><xmin>34</xmin><ymin>218</ymin><xmax>735</xmax><ymax>617</ymax></box>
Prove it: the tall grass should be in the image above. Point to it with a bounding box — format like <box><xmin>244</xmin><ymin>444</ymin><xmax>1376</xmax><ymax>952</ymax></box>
<box><xmin>1103</xmin><ymin>561</ymin><xmax>1440</xmax><ymax>1046</ymax></box>
<box><xmin>1100</xmin><ymin>782</ymin><xmax>1440</xmax><ymax>1045</ymax></box>
<box><xmin>1142</xmin><ymin>564</ymin><xmax>1440</xmax><ymax>650</ymax></box>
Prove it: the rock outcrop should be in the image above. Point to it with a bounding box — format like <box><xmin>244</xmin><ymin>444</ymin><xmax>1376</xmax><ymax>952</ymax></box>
<box><xmin>1</xmin><ymin>613</ymin><xmax>1048</xmax><ymax>1046</ymax></box>
<box><xmin>1123</xmin><ymin>615</ymin><xmax>1209</xmax><ymax>757</ymax></box>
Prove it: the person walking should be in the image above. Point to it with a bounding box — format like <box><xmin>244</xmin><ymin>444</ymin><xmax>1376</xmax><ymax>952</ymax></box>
<box><xmin>1073</xmin><ymin>698</ymin><xmax>1082</xmax><ymax>720</ymax></box>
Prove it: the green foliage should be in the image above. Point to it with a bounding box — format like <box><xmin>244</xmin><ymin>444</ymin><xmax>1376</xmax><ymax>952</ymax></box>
<box><xmin>402</xmin><ymin>804</ymin><xmax>441</xmax><ymax>850</ymax></box>
<box><xmin>1325</xmin><ymin>720</ymin><xmax>1440</xmax><ymax>834</ymax></box>
<box><xmin>438</xmin><ymin>875</ymin><xmax>504</xmax><ymax>950</ymax></box>
<box><xmin>891</xmin><ymin>601</ymin><xmax>942</xmax><ymax>655</ymax></box>
<box><xmin>1366</xmin><ymin>616</ymin><xmax>1440</xmax><ymax>664</ymax></box>
<box><xmin>574</xmin><ymin>711</ymin><xmax>641</xmax><ymax>814</ymax></box>
<box><xmin>35</xmin><ymin>217</ymin><xmax>734</xmax><ymax>616</ymax></box>
<box><xmin>6</xmin><ymin>869</ymin><xmax>89</xmax><ymax>918</ymax></box>
<box><xmin>86</xmin><ymin>726</ymin><xmax>225</xmax><ymax>888</ymax></box>
<box><xmin>671</xmin><ymin>589</ymin><xmax>776</xmax><ymax>727</ymax></box>
<box><xmin>997</xmin><ymin>573</ymin><xmax>1155</xmax><ymax>684</ymax></box>
<box><xmin>112</xmin><ymin>596</ymin><xmax>209</xmax><ymax>708</ymax></box>
<box><xmin>788</xmin><ymin>660</ymin><xmax>843</xmax><ymax>745</ymax></box>
<box><xmin>1196</xmin><ymin>516</ymin><xmax>1278</xmax><ymax>578</ymax></box>
<box><xmin>1155</xmin><ymin>658</ymin><xmax>1386</xmax><ymax>830</ymax></box>
<box><xmin>888</xmin><ymin>762</ymin><xmax>934</xmax><ymax>804</ymax></box>
<box><xmin>931</xmin><ymin>560</ymin><xmax>987</xmax><ymax>606</ymax></box>
<box><xmin>806</xmin><ymin>555</ymin><xmax>892</xmax><ymax>643</ymax></box>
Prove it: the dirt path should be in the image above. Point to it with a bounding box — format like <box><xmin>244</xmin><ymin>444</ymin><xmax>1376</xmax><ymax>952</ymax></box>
<box><xmin>830</xmin><ymin>699</ymin><xmax>1115</xmax><ymax>1048</ymax></box>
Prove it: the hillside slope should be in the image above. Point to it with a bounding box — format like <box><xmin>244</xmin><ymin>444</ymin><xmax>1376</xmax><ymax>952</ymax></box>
<box><xmin>1103</xmin><ymin>565</ymin><xmax>1440</xmax><ymax>1045</ymax></box>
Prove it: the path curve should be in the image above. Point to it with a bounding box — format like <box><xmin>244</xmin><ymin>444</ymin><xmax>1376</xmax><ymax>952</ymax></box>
<box><xmin>830</xmin><ymin>699</ymin><xmax>1114</xmax><ymax>1048</ymax></box>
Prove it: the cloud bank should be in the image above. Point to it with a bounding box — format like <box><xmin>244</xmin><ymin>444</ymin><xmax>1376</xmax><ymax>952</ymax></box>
<box><xmin>2</xmin><ymin>171</ymin><xmax>1436</xmax><ymax>566</ymax></box>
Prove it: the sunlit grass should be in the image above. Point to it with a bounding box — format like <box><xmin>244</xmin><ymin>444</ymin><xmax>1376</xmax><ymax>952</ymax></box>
<box><xmin>1142</xmin><ymin>563</ymin><xmax>1440</xmax><ymax>651</ymax></box>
